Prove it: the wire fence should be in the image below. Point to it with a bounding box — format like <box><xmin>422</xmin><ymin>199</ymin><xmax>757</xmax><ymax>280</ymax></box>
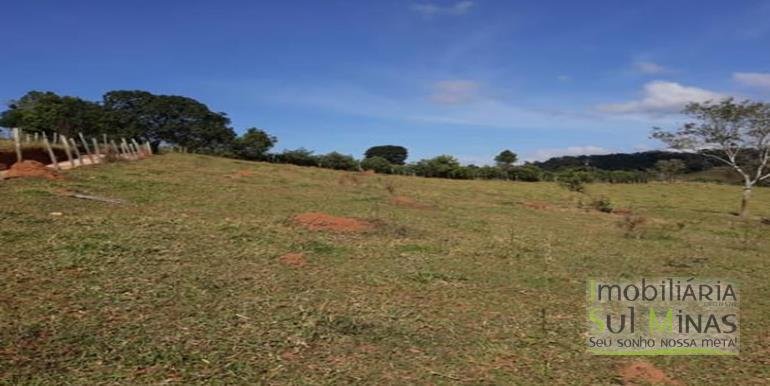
<box><xmin>0</xmin><ymin>127</ymin><xmax>152</xmax><ymax>172</ymax></box>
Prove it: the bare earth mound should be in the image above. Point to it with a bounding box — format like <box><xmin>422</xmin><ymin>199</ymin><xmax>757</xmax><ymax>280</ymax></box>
<box><xmin>278</xmin><ymin>252</ymin><xmax>307</xmax><ymax>267</ymax></box>
<box><xmin>618</xmin><ymin>360</ymin><xmax>681</xmax><ymax>385</ymax></box>
<box><xmin>3</xmin><ymin>160</ymin><xmax>60</xmax><ymax>180</ymax></box>
<box><xmin>293</xmin><ymin>212</ymin><xmax>373</xmax><ymax>232</ymax></box>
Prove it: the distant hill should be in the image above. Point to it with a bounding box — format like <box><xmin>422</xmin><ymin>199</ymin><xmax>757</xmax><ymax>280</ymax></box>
<box><xmin>532</xmin><ymin>151</ymin><xmax>716</xmax><ymax>172</ymax></box>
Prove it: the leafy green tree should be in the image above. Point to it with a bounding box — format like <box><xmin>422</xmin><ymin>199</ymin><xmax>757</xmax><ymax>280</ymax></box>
<box><xmin>414</xmin><ymin>155</ymin><xmax>460</xmax><ymax>178</ymax></box>
<box><xmin>364</xmin><ymin>145</ymin><xmax>408</xmax><ymax>165</ymax></box>
<box><xmin>234</xmin><ymin>128</ymin><xmax>277</xmax><ymax>160</ymax></box>
<box><xmin>0</xmin><ymin>91</ymin><xmax>105</xmax><ymax>137</ymax></box>
<box><xmin>318</xmin><ymin>152</ymin><xmax>359</xmax><ymax>171</ymax></box>
<box><xmin>360</xmin><ymin>156</ymin><xmax>392</xmax><ymax>173</ymax></box>
<box><xmin>494</xmin><ymin>150</ymin><xmax>518</xmax><ymax>170</ymax></box>
<box><xmin>652</xmin><ymin>98</ymin><xmax>770</xmax><ymax>217</ymax></box>
<box><xmin>102</xmin><ymin>90</ymin><xmax>236</xmax><ymax>152</ymax></box>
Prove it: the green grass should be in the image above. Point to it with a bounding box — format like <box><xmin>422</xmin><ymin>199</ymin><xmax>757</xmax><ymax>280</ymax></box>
<box><xmin>1</xmin><ymin>153</ymin><xmax>769</xmax><ymax>384</ymax></box>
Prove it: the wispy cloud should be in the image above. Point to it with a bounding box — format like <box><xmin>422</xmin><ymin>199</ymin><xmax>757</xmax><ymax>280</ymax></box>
<box><xmin>597</xmin><ymin>81</ymin><xmax>726</xmax><ymax>115</ymax></box>
<box><xmin>430</xmin><ymin>80</ymin><xmax>479</xmax><ymax>104</ymax></box>
<box><xmin>557</xmin><ymin>75</ymin><xmax>571</xmax><ymax>82</ymax></box>
<box><xmin>410</xmin><ymin>1</ymin><xmax>475</xmax><ymax>18</ymax></box>
<box><xmin>526</xmin><ymin>146</ymin><xmax>613</xmax><ymax>162</ymax></box>
<box><xmin>733</xmin><ymin>72</ymin><xmax>770</xmax><ymax>89</ymax></box>
<box><xmin>632</xmin><ymin>61</ymin><xmax>671</xmax><ymax>75</ymax></box>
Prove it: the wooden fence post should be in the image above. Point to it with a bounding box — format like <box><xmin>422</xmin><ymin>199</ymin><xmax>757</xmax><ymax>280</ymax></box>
<box><xmin>12</xmin><ymin>128</ymin><xmax>23</xmax><ymax>163</ymax></box>
<box><xmin>53</xmin><ymin>132</ymin><xmax>59</xmax><ymax>145</ymax></box>
<box><xmin>110</xmin><ymin>140</ymin><xmax>120</xmax><ymax>157</ymax></box>
<box><xmin>60</xmin><ymin>135</ymin><xmax>74</xmax><ymax>166</ymax></box>
<box><xmin>33</xmin><ymin>132</ymin><xmax>39</xmax><ymax>143</ymax></box>
<box><xmin>91</xmin><ymin>138</ymin><xmax>101</xmax><ymax>157</ymax></box>
<box><xmin>69</xmin><ymin>138</ymin><xmax>83</xmax><ymax>166</ymax></box>
<box><xmin>145</xmin><ymin>141</ymin><xmax>153</xmax><ymax>155</ymax></box>
<box><xmin>78</xmin><ymin>132</ymin><xmax>95</xmax><ymax>164</ymax></box>
<box><xmin>43</xmin><ymin>136</ymin><xmax>60</xmax><ymax>170</ymax></box>
<box><xmin>131</xmin><ymin>139</ymin><xmax>142</xmax><ymax>157</ymax></box>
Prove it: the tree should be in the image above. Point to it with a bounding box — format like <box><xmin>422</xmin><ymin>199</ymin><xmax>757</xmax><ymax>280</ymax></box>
<box><xmin>0</xmin><ymin>91</ymin><xmax>105</xmax><ymax>137</ymax></box>
<box><xmin>494</xmin><ymin>150</ymin><xmax>518</xmax><ymax>170</ymax></box>
<box><xmin>102</xmin><ymin>90</ymin><xmax>236</xmax><ymax>152</ymax></box>
<box><xmin>318</xmin><ymin>152</ymin><xmax>358</xmax><ymax>171</ymax></box>
<box><xmin>360</xmin><ymin>156</ymin><xmax>392</xmax><ymax>173</ymax></box>
<box><xmin>654</xmin><ymin>159</ymin><xmax>686</xmax><ymax>182</ymax></box>
<box><xmin>652</xmin><ymin>98</ymin><xmax>770</xmax><ymax>217</ymax></box>
<box><xmin>364</xmin><ymin>145</ymin><xmax>408</xmax><ymax>165</ymax></box>
<box><xmin>413</xmin><ymin>155</ymin><xmax>460</xmax><ymax>178</ymax></box>
<box><xmin>234</xmin><ymin>128</ymin><xmax>276</xmax><ymax>160</ymax></box>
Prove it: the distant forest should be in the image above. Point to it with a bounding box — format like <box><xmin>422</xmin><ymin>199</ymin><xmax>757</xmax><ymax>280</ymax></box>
<box><xmin>531</xmin><ymin>151</ymin><xmax>717</xmax><ymax>172</ymax></box>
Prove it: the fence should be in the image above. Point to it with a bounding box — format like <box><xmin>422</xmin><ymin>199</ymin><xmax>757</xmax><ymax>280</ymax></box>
<box><xmin>0</xmin><ymin>127</ymin><xmax>153</xmax><ymax>172</ymax></box>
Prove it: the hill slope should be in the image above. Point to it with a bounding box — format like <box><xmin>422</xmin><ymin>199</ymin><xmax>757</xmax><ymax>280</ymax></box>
<box><xmin>1</xmin><ymin>153</ymin><xmax>768</xmax><ymax>384</ymax></box>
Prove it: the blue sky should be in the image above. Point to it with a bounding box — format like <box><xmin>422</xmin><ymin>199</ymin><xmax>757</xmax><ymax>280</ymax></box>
<box><xmin>2</xmin><ymin>1</ymin><xmax>770</xmax><ymax>164</ymax></box>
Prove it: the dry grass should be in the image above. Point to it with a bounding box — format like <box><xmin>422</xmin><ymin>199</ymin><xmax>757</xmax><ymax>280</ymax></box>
<box><xmin>1</xmin><ymin>153</ymin><xmax>768</xmax><ymax>384</ymax></box>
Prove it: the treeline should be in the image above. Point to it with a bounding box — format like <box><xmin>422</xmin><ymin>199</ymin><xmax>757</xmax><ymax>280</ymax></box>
<box><xmin>532</xmin><ymin>151</ymin><xmax>717</xmax><ymax>172</ymax></box>
<box><xmin>0</xmin><ymin>90</ymin><xmax>664</xmax><ymax>184</ymax></box>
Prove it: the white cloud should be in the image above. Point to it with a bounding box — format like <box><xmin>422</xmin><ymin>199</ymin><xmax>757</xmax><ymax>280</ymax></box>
<box><xmin>411</xmin><ymin>1</ymin><xmax>475</xmax><ymax>17</ymax></box>
<box><xmin>557</xmin><ymin>75</ymin><xmax>571</xmax><ymax>82</ymax></box>
<box><xmin>597</xmin><ymin>81</ymin><xmax>726</xmax><ymax>115</ymax></box>
<box><xmin>527</xmin><ymin>146</ymin><xmax>613</xmax><ymax>162</ymax></box>
<box><xmin>430</xmin><ymin>80</ymin><xmax>479</xmax><ymax>105</ymax></box>
<box><xmin>633</xmin><ymin>61</ymin><xmax>670</xmax><ymax>75</ymax></box>
<box><xmin>733</xmin><ymin>72</ymin><xmax>770</xmax><ymax>89</ymax></box>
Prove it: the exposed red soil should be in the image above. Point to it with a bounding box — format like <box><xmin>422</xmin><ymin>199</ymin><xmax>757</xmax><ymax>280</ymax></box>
<box><xmin>618</xmin><ymin>360</ymin><xmax>682</xmax><ymax>385</ymax></box>
<box><xmin>0</xmin><ymin>148</ymin><xmax>68</xmax><ymax>169</ymax></box>
<box><xmin>293</xmin><ymin>212</ymin><xmax>374</xmax><ymax>232</ymax></box>
<box><xmin>359</xmin><ymin>170</ymin><xmax>376</xmax><ymax>176</ymax></box>
<box><xmin>389</xmin><ymin>195</ymin><xmax>432</xmax><ymax>209</ymax></box>
<box><xmin>278</xmin><ymin>252</ymin><xmax>307</xmax><ymax>267</ymax></box>
<box><xmin>3</xmin><ymin>160</ymin><xmax>60</xmax><ymax>180</ymax></box>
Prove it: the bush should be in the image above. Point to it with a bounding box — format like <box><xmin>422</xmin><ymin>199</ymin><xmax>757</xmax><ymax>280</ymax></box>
<box><xmin>277</xmin><ymin>148</ymin><xmax>318</xmax><ymax>166</ymax></box>
<box><xmin>318</xmin><ymin>152</ymin><xmax>358</xmax><ymax>171</ymax></box>
<box><xmin>413</xmin><ymin>155</ymin><xmax>460</xmax><ymax>178</ymax></box>
<box><xmin>360</xmin><ymin>156</ymin><xmax>392</xmax><ymax>173</ymax></box>
<box><xmin>510</xmin><ymin>165</ymin><xmax>543</xmax><ymax>181</ymax></box>
<box><xmin>557</xmin><ymin>170</ymin><xmax>594</xmax><ymax>192</ymax></box>
<box><xmin>590</xmin><ymin>196</ymin><xmax>613</xmax><ymax>213</ymax></box>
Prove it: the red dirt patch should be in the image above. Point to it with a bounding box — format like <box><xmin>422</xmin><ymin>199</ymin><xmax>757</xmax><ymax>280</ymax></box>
<box><xmin>278</xmin><ymin>252</ymin><xmax>307</xmax><ymax>267</ymax></box>
<box><xmin>3</xmin><ymin>160</ymin><xmax>60</xmax><ymax>180</ymax></box>
<box><xmin>389</xmin><ymin>195</ymin><xmax>432</xmax><ymax>209</ymax></box>
<box><xmin>360</xmin><ymin>169</ymin><xmax>376</xmax><ymax>176</ymax></box>
<box><xmin>293</xmin><ymin>212</ymin><xmax>373</xmax><ymax>232</ymax></box>
<box><xmin>618</xmin><ymin>360</ymin><xmax>682</xmax><ymax>385</ymax></box>
<box><xmin>521</xmin><ymin>201</ymin><xmax>552</xmax><ymax>210</ymax></box>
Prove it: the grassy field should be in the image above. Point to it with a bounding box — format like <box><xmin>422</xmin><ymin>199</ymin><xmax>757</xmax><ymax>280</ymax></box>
<box><xmin>1</xmin><ymin>153</ymin><xmax>769</xmax><ymax>384</ymax></box>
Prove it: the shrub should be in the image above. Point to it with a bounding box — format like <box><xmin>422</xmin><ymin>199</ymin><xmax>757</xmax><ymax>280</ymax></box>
<box><xmin>590</xmin><ymin>196</ymin><xmax>613</xmax><ymax>213</ymax></box>
<box><xmin>557</xmin><ymin>170</ymin><xmax>594</xmax><ymax>193</ymax></box>
<box><xmin>318</xmin><ymin>152</ymin><xmax>358</xmax><ymax>171</ymax></box>
<box><xmin>360</xmin><ymin>156</ymin><xmax>392</xmax><ymax>174</ymax></box>
<box><xmin>277</xmin><ymin>148</ymin><xmax>319</xmax><ymax>166</ymax></box>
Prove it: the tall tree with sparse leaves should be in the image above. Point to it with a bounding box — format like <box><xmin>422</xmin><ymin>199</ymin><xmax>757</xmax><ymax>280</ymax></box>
<box><xmin>652</xmin><ymin>98</ymin><xmax>770</xmax><ymax>217</ymax></box>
